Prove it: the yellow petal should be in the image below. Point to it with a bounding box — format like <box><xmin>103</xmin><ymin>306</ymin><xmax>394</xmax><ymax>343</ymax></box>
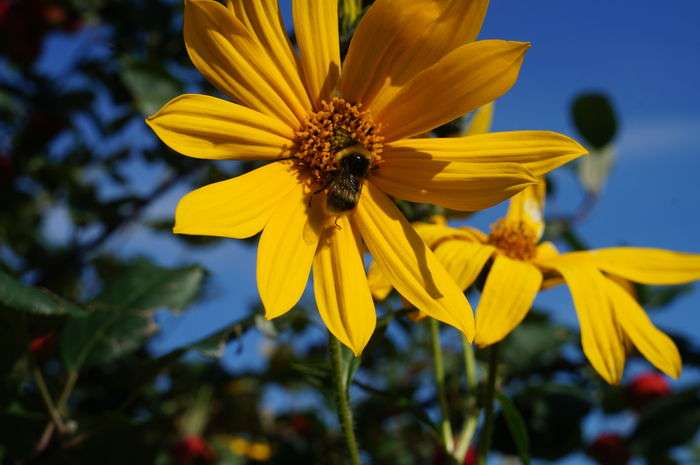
<box><xmin>341</xmin><ymin>0</ymin><xmax>489</xmax><ymax>109</ymax></box>
<box><xmin>313</xmin><ymin>216</ymin><xmax>376</xmax><ymax>355</ymax></box>
<box><xmin>535</xmin><ymin>241</ymin><xmax>559</xmax><ymax>262</ymax></box>
<box><xmin>184</xmin><ymin>0</ymin><xmax>307</xmax><ymax>128</ymax></box>
<box><xmin>147</xmin><ymin>94</ymin><xmax>294</xmax><ymax>160</ymax></box>
<box><xmin>475</xmin><ymin>256</ymin><xmax>541</xmax><ymax>347</ymax></box>
<box><xmin>174</xmin><ymin>162</ymin><xmax>298</xmax><ymax>238</ymax></box>
<box><xmin>372</xmin><ymin>160</ymin><xmax>536</xmax><ymax>211</ymax></box>
<box><xmin>367</xmin><ymin>261</ymin><xmax>393</xmax><ymax>301</ymax></box>
<box><xmin>505</xmin><ymin>179</ymin><xmax>547</xmax><ymax>240</ymax></box>
<box><xmin>434</xmin><ymin>240</ymin><xmax>495</xmax><ymax>290</ymax></box>
<box><xmin>555</xmin><ymin>262</ymin><xmax>627</xmax><ymax>384</ymax></box>
<box><xmin>463</xmin><ymin>102</ymin><xmax>495</xmax><ymax>136</ymax></box>
<box><xmin>374</xmin><ymin>40</ymin><xmax>529</xmax><ymax>141</ymax></box>
<box><xmin>384</xmin><ymin>131</ymin><xmax>587</xmax><ymax>176</ymax></box>
<box><xmin>353</xmin><ymin>181</ymin><xmax>475</xmax><ymax>340</ymax></box>
<box><xmin>535</xmin><ymin>242</ymin><xmax>563</xmax><ymax>289</ymax></box>
<box><xmin>257</xmin><ymin>183</ymin><xmax>320</xmax><ymax>319</ymax></box>
<box><xmin>292</xmin><ymin>0</ymin><xmax>340</xmax><ymax>107</ymax></box>
<box><xmin>571</xmin><ymin>248</ymin><xmax>700</xmax><ymax>285</ymax></box>
<box><xmin>227</xmin><ymin>0</ymin><xmax>312</xmax><ymax>112</ymax></box>
<box><xmin>414</xmin><ymin>223</ymin><xmax>486</xmax><ymax>249</ymax></box>
<box><xmin>605</xmin><ymin>277</ymin><xmax>681</xmax><ymax>378</ymax></box>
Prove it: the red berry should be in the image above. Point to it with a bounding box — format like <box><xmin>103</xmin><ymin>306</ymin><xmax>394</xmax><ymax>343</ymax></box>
<box><xmin>171</xmin><ymin>436</ymin><xmax>216</xmax><ymax>465</ymax></box>
<box><xmin>627</xmin><ymin>372</ymin><xmax>671</xmax><ymax>410</ymax></box>
<box><xmin>587</xmin><ymin>433</ymin><xmax>630</xmax><ymax>465</ymax></box>
<box><xmin>29</xmin><ymin>332</ymin><xmax>57</xmax><ymax>359</ymax></box>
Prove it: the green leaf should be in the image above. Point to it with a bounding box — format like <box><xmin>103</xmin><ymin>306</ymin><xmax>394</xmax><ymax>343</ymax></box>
<box><xmin>571</xmin><ymin>93</ymin><xmax>618</xmax><ymax>150</ymax></box>
<box><xmin>346</xmin><ymin>355</ymin><xmax>362</xmax><ymax>392</ymax></box>
<box><xmin>120</xmin><ymin>58</ymin><xmax>181</xmax><ymax>115</ymax></box>
<box><xmin>496</xmin><ymin>392</ymin><xmax>531</xmax><ymax>465</ymax></box>
<box><xmin>60</xmin><ymin>307</ymin><xmax>153</xmax><ymax>370</ymax></box>
<box><xmin>500</xmin><ymin>313</ymin><xmax>573</xmax><ymax>376</ymax></box>
<box><xmin>96</xmin><ymin>258</ymin><xmax>205</xmax><ymax>312</ymax></box>
<box><xmin>492</xmin><ymin>384</ymin><xmax>591</xmax><ymax>460</ymax></box>
<box><xmin>0</xmin><ymin>269</ymin><xmax>85</xmax><ymax>317</ymax></box>
<box><xmin>60</xmin><ymin>259</ymin><xmax>206</xmax><ymax>369</ymax></box>
<box><xmin>635</xmin><ymin>283</ymin><xmax>694</xmax><ymax>309</ymax></box>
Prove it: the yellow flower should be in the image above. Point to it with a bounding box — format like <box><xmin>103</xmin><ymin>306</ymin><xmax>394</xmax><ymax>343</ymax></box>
<box><xmin>228</xmin><ymin>436</ymin><xmax>272</xmax><ymax>461</ymax></box>
<box><xmin>146</xmin><ymin>0</ymin><xmax>586</xmax><ymax>355</ymax></box>
<box><xmin>371</xmin><ymin>180</ymin><xmax>700</xmax><ymax>384</ymax></box>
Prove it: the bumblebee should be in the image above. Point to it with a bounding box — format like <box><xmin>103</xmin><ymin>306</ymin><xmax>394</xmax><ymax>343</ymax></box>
<box><xmin>325</xmin><ymin>147</ymin><xmax>372</xmax><ymax>213</ymax></box>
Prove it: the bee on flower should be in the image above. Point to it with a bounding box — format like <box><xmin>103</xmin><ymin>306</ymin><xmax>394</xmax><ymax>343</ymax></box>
<box><xmin>146</xmin><ymin>0</ymin><xmax>586</xmax><ymax>354</ymax></box>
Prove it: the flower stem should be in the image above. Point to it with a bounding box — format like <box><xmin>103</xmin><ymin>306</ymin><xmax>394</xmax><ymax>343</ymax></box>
<box><xmin>428</xmin><ymin>319</ymin><xmax>454</xmax><ymax>452</ymax></box>
<box><xmin>477</xmin><ymin>345</ymin><xmax>499</xmax><ymax>465</ymax></box>
<box><xmin>454</xmin><ymin>337</ymin><xmax>479</xmax><ymax>460</ymax></box>
<box><xmin>329</xmin><ymin>335</ymin><xmax>362</xmax><ymax>465</ymax></box>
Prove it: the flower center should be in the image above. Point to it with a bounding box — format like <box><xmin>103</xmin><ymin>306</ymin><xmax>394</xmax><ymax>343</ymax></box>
<box><xmin>487</xmin><ymin>219</ymin><xmax>538</xmax><ymax>261</ymax></box>
<box><xmin>293</xmin><ymin>97</ymin><xmax>383</xmax><ymax>186</ymax></box>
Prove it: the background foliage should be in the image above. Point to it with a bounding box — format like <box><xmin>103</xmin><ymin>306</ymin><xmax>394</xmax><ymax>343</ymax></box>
<box><xmin>1</xmin><ymin>1</ymin><xmax>699</xmax><ymax>465</ymax></box>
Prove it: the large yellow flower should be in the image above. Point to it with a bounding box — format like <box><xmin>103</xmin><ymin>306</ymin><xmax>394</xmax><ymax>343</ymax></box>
<box><xmin>372</xmin><ymin>181</ymin><xmax>700</xmax><ymax>383</ymax></box>
<box><xmin>146</xmin><ymin>0</ymin><xmax>586</xmax><ymax>355</ymax></box>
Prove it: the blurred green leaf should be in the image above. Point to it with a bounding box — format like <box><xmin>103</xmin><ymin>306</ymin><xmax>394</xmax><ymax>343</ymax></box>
<box><xmin>96</xmin><ymin>258</ymin><xmax>205</xmax><ymax>312</ymax></box>
<box><xmin>60</xmin><ymin>259</ymin><xmax>205</xmax><ymax>369</ymax></box>
<box><xmin>636</xmin><ymin>283</ymin><xmax>694</xmax><ymax>309</ymax></box>
<box><xmin>571</xmin><ymin>93</ymin><xmax>618</xmax><ymax>149</ymax></box>
<box><xmin>493</xmin><ymin>384</ymin><xmax>591</xmax><ymax>460</ymax></box>
<box><xmin>60</xmin><ymin>306</ymin><xmax>153</xmax><ymax>369</ymax></box>
<box><xmin>671</xmin><ymin>334</ymin><xmax>700</xmax><ymax>367</ymax></box>
<box><xmin>630</xmin><ymin>385</ymin><xmax>700</xmax><ymax>457</ymax></box>
<box><xmin>496</xmin><ymin>392</ymin><xmax>531</xmax><ymax>465</ymax></box>
<box><xmin>121</xmin><ymin>58</ymin><xmax>181</xmax><ymax>115</ymax></box>
<box><xmin>599</xmin><ymin>383</ymin><xmax>628</xmax><ymax>414</ymax></box>
<box><xmin>0</xmin><ymin>313</ymin><xmax>27</xmax><ymax>377</ymax></box>
<box><xmin>0</xmin><ymin>269</ymin><xmax>85</xmax><ymax>317</ymax></box>
<box><xmin>500</xmin><ymin>313</ymin><xmax>572</xmax><ymax>376</ymax></box>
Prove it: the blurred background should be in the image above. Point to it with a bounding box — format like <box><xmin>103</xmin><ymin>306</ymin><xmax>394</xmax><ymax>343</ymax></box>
<box><xmin>1</xmin><ymin>1</ymin><xmax>699</xmax><ymax>464</ymax></box>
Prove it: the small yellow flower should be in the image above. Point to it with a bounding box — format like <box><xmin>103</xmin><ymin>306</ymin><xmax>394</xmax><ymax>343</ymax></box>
<box><xmin>146</xmin><ymin>0</ymin><xmax>586</xmax><ymax>355</ymax></box>
<box><xmin>228</xmin><ymin>436</ymin><xmax>272</xmax><ymax>461</ymax></box>
<box><xmin>248</xmin><ymin>442</ymin><xmax>272</xmax><ymax>461</ymax></box>
<box><xmin>370</xmin><ymin>180</ymin><xmax>700</xmax><ymax>384</ymax></box>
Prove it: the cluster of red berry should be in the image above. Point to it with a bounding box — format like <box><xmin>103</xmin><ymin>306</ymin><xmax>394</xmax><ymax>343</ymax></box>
<box><xmin>587</xmin><ymin>372</ymin><xmax>671</xmax><ymax>465</ymax></box>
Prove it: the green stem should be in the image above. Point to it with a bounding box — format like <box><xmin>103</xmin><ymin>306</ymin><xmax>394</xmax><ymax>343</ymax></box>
<box><xmin>32</xmin><ymin>366</ymin><xmax>66</xmax><ymax>432</ymax></box>
<box><xmin>329</xmin><ymin>336</ymin><xmax>361</xmax><ymax>465</ymax></box>
<box><xmin>477</xmin><ymin>345</ymin><xmax>499</xmax><ymax>465</ymax></box>
<box><xmin>428</xmin><ymin>319</ymin><xmax>454</xmax><ymax>452</ymax></box>
<box><xmin>57</xmin><ymin>370</ymin><xmax>79</xmax><ymax>414</ymax></box>
<box><xmin>454</xmin><ymin>337</ymin><xmax>479</xmax><ymax>460</ymax></box>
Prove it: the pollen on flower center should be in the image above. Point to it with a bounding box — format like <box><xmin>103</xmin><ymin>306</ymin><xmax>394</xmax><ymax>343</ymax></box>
<box><xmin>487</xmin><ymin>219</ymin><xmax>538</xmax><ymax>261</ymax></box>
<box><xmin>293</xmin><ymin>97</ymin><xmax>383</xmax><ymax>185</ymax></box>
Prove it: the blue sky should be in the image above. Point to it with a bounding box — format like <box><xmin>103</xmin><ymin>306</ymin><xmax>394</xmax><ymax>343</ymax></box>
<box><xmin>36</xmin><ymin>2</ymin><xmax>700</xmax><ymax>463</ymax></box>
